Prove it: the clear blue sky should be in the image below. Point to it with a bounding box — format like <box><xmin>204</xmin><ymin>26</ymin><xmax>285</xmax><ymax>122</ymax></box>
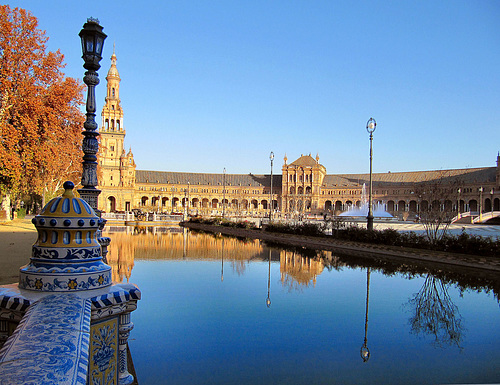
<box><xmin>6</xmin><ymin>1</ymin><xmax>500</xmax><ymax>175</ymax></box>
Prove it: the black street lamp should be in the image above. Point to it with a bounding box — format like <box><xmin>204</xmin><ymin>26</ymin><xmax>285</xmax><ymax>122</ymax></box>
<box><xmin>78</xmin><ymin>18</ymin><xmax>107</xmax><ymax>211</ymax></box>
<box><xmin>366</xmin><ymin>118</ymin><xmax>377</xmax><ymax>231</ymax></box>
<box><xmin>269</xmin><ymin>152</ymin><xmax>274</xmax><ymax>221</ymax></box>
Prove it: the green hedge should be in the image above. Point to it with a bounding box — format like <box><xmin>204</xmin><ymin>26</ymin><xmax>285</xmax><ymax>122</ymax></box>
<box><xmin>188</xmin><ymin>217</ymin><xmax>257</xmax><ymax>230</ymax></box>
<box><xmin>264</xmin><ymin>222</ymin><xmax>500</xmax><ymax>257</ymax></box>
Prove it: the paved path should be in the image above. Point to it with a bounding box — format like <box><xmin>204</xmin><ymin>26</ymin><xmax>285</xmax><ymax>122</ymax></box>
<box><xmin>183</xmin><ymin>222</ymin><xmax>500</xmax><ymax>273</ymax></box>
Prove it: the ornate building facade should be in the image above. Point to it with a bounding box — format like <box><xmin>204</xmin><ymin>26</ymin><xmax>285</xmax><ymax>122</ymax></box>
<box><xmin>98</xmin><ymin>54</ymin><xmax>500</xmax><ymax>220</ymax></box>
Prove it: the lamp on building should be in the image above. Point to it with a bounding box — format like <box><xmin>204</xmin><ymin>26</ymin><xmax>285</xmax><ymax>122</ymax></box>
<box><xmin>78</xmin><ymin>18</ymin><xmax>107</xmax><ymax>211</ymax></box>
<box><xmin>223</xmin><ymin>168</ymin><xmax>226</xmax><ymax>218</ymax></box>
<box><xmin>270</xmin><ymin>151</ymin><xmax>274</xmax><ymax>221</ymax></box>
<box><xmin>366</xmin><ymin>118</ymin><xmax>377</xmax><ymax>231</ymax></box>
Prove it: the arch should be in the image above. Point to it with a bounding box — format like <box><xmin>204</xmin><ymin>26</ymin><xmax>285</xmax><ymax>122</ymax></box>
<box><xmin>397</xmin><ymin>200</ymin><xmax>406</xmax><ymax>212</ymax></box>
<box><xmin>420</xmin><ymin>200</ymin><xmax>429</xmax><ymax>212</ymax></box>
<box><xmin>469</xmin><ymin>199</ymin><xmax>478</xmax><ymax>212</ymax></box>
<box><xmin>324</xmin><ymin>200</ymin><xmax>332</xmax><ymax>211</ymax></box>
<box><xmin>105</xmin><ymin>119</ymin><xmax>109</xmax><ymax>130</ymax></box>
<box><xmin>212</xmin><ymin>198</ymin><xmax>219</xmax><ymax>209</ymax></box>
<box><xmin>355</xmin><ymin>200</ymin><xmax>361</xmax><ymax>208</ymax></box>
<box><xmin>117</xmin><ymin>120</ymin><xmax>120</xmax><ymax>130</ymax></box>
<box><xmin>444</xmin><ymin>200</ymin><xmax>453</xmax><ymax>211</ymax></box>
<box><xmin>334</xmin><ymin>200</ymin><xmax>342</xmax><ymax>211</ymax></box>
<box><xmin>494</xmin><ymin>198</ymin><xmax>500</xmax><ymax>211</ymax></box>
<box><xmin>202</xmin><ymin>198</ymin><xmax>209</xmax><ymax>208</ymax></box>
<box><xmin>431</xmin><ymin>200</ymin><xmax>441</xmax><ymax>211</ymax></box>
<box><xmin>297</xmin><ymin>186</ymin><xmax>304</xmax><ymax>195</ymax></box>
<box><xmin>459</xmin><ymin>199</ymin><xmax>465</xmax><ymax>212</ymax></box>
<box><xmin>151</xmin><ymin>196</ymin><xmax>159</xmax><ymax>206</ymax></box>
<box><xmin>409</xmin><ymin>200</ymin><xmax>417</xmax><ymax>213</ymax></box>
<box><xmin>172</xmin><ymin>197</ymin><xmax>180</xmax><ymax>208</ymax></box>
<box><xmin>387</xmin><ymin>200</ymin><xmax>395</xmax><ymax>212</ymax></box>
<box><xmin>251</xmin><ymin>199</ymin><xmax>258</xmax><ymax>209</ymax></box>
<box><xmin>192</xmin><ymin>198</ymin><xmax>200</xmax><ymax>208</ymax></box>
<box><xmin>231</xmin><ymin>199</ymin><xmax>238</xmax><ymax>208</ymax></box>
<box><xmin>182</xmin><ymin>197</ymin><xmax>188</xmax><ymax>207</ymax></box>
<box><xmin>290</xmin><ymin>186</ymin><xmax>295</xmax><ymax>195</ymax></box>
<box><xmin>261</xmin><ymin>200</ymin><xmax>268</xmax><ymax>210</ymax></box>
<box><xmin>484</xmin><ymin>198</ymin><xmax>492</xmax><ymax>212</ymax></box>
<box><xmin>108</xmin><ymin>196</ymin><xmax>116</xmax><ymax>212</ymax></box>
<box><xmin>345</xmin><ymin>200</ymin><xmax>353</xmax><ymax>208</ymax></box>
<box><xmin>296</xmin><ymin>200</ymin><xmax>303</xmax><ymax>211</ymax></box>
<box><xmin>305</xmin><ymin>186</ymin><xmax>312</xmax><ymax>194</ymax></box>
<box><xmin>241</xmin><ymin>199</ymin><xmax>248</xmax><ymax>210</ymax></box>
<box><xmin>305</xmin><ymin>200</ymin><xmax>311</xmax><ymax>210</ymax></box>
<box><xmin>111</xmin><ymin>119</ymin><xmax>115</xmax><ymax>131</ymax></box>
<box><xmin>141</xmin><ymin>196</ymin><xmax>149</xmax><ymax>206</ymax></box>
<box><xmin>162</xmin><ymin>197</ymin><xmax>169</xmax><ymax>207</ymax></box>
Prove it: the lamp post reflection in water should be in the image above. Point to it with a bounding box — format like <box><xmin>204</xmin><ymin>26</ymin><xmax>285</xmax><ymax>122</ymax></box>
<box><xmin>221</xmin><ymin>238</ymin><xmax>224</xmax><ymax>282</ymax></box>
<box><xmin>360</xmin><ymin>267</ymin><xmax>371</xmax><ymax>362</ymax></box>
<box><xmin>266</xmin><ymin>249</ymin><xmax>272</xmax><ymax>308</ymax></box>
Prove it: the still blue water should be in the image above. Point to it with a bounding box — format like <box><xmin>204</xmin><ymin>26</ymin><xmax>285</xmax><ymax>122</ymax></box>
<box><xmin>107</xmin><ymin>228</ymin><xmax>500</xmax><ymax>384</ymax></box>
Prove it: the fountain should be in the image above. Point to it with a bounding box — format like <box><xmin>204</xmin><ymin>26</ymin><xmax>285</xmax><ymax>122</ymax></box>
<box><xmin>339</xmin><ymin>184</ymin><xmax>393</xmax><ymax>218</ymax></box>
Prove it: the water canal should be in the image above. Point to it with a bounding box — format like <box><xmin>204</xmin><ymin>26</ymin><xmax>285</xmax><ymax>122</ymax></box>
<box><xmin>104</xmin><ymin>226</ymin><xmax>500</xmax><ymax>385</ymax></box>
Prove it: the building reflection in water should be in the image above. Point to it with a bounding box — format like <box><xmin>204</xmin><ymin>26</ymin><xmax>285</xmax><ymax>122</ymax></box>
<box><xmin>104</xmin><ymin>227</ymin><xmax>328</xmax><ymax>292</ymax></box>
<box><xmin>279</xmin><ymin>250</ymin><xmax>325</xmax><ymax>291</ymax></box>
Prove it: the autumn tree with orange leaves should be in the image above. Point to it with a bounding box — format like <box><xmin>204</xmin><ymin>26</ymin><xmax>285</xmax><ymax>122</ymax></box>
<box><xmin>0</xmin><ymin>5</ymin><xmax>84</xmax><ymax>218</ymax></box>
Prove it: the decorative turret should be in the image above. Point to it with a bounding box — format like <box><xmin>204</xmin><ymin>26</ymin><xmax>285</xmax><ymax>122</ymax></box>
<box><xmin>19</xmin><ymin>181</ymin><xmax>112</xmax><ymax>292</ymax></box>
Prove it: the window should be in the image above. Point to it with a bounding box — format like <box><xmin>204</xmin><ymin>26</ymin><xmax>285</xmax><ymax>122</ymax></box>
<box><xmin>110</xmin><ymin>145</ymin><xmax>115</xmax><ymax>151</ymax></box>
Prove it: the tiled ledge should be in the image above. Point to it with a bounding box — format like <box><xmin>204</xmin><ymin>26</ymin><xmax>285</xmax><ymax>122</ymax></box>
<box><xmin>0</xmin><ymin>294</ymin><xmax>91</xmax><ymax>384</ymax></box>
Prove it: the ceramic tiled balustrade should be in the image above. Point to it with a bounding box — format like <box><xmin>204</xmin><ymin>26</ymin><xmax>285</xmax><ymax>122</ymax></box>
<box><xmin>0</xmin><ymin>182</ymin><xmax>141</xmax><ymax>384</ymax></box>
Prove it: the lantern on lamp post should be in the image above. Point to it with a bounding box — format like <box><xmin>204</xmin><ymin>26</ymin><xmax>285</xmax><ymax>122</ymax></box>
<box><xmin>77</xmin><ymin>18</ymin><xmax>107</xmax><ymax>211</ymax></box>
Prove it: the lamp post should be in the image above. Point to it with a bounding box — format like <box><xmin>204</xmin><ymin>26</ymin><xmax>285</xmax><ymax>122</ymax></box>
<box><xmin>269</xmin><ymin>151</ymin><xmax>274</xmax><ymax>222</ymax></box>
<box><xmin>457</xmin><ymin>188</ymin><xmax>461</xmax><ymax>220</ymax></box>
<box><xmin>490</xmin><ymin>188</ymin><xmax>494</xmax><ymax>213</ymax></box>
<box><xmin>223</xmin><ymin>168</ymin><xmax>226</xmax><ymax>218</ymax></box>
<box><xmin>78</xmin><ymin>18</ymin><xmax>107</xmax><ymax>211</ymax></box>
<box><xmin>479</xmin><ymin>187</ymin><xmax>483</xmax><ymax>220</ymax></box>
<box><xmin>366</xmin><ymin>118</ymin><xmax>377</xmax><ymax>231</ymax></box>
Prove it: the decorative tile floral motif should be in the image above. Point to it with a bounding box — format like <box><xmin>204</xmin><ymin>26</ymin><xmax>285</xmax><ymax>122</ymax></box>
<box><xmin>90</xmin><ymin>317</ymin><xmax>118</xmax><ymax>385</ymax></box>
<box><xmin>0</xmin><ymin>294</ymin><xmax>91</xmax><ymax>384</ymax></box>
<box><xmin>32</xmin><ymin>246</ymin><xmax>101</xmax><ymax>259</ymax></box>
<box><xmin>20</xmin><ymin>271</ymin><xmax>111</xmax><ymax>292</ymax></box>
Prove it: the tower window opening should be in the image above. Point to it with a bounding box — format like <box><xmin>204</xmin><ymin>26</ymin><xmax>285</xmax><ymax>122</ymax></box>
<box><xmin>111</xmin><ymin>119</ymin><xmax>115</xmax><ymax>130</ymax></box>
<box><xmin>112</xmin><ymin>88</ymin><xmax>115</xmax><ymax>97</ymax></box>
<box><xmin>117</xmin><ymin>120</ymin><xmax>120</xmax><ymax>130</ymax></box>
<box><xmin>105</xmin><ymin>119</ymin><xmax>109</xmax><ymax>130</ymax></box>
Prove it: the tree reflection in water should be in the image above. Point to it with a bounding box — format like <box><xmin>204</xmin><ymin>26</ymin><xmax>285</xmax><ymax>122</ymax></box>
<box><xmin>407</xmin><ymin>274</ymin><xmax>465</xmax><ymax>349</ymax></box>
